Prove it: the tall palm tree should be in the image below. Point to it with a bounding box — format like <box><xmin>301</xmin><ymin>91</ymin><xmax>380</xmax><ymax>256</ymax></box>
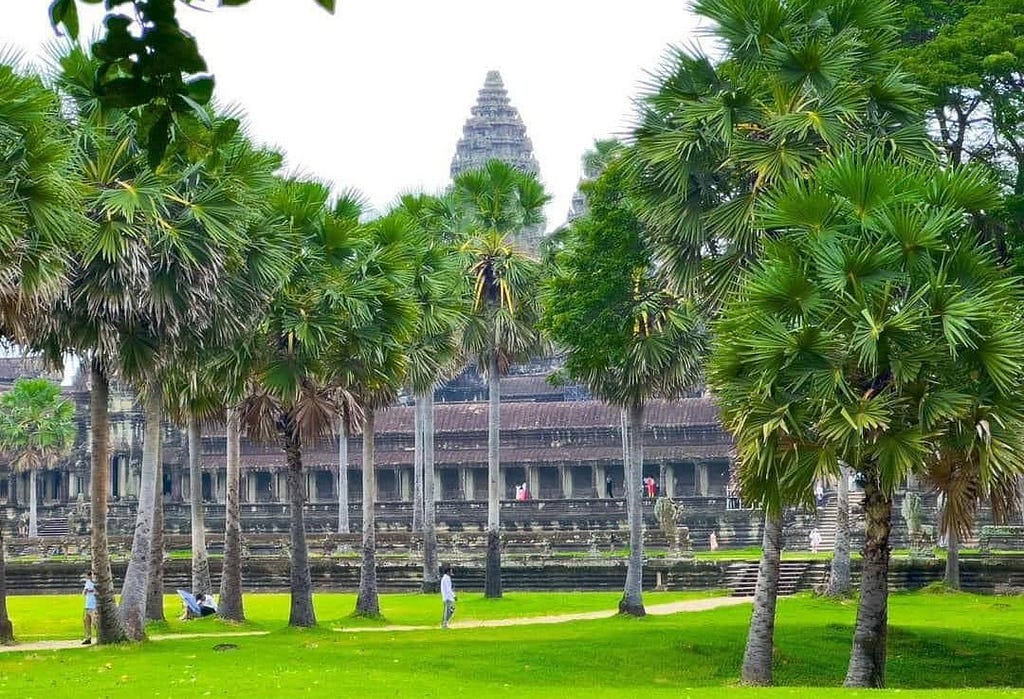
<box><xmin>540</xmin><ymin>149</ymin><xmax>706</xmax><ymax>617</ymax></box>
<box><xmin>38</xmin><ymin>44</ymin><xmax>287</xmax><ymax>640</ymax></box>
<box><xmin>395</xmin><ymin>193</ymin><xmax>470</xmax><ymax>591</ymax></box>
<box><xmin>453</xmin><ymin>160</ymin><xmax>548</xmax><ymax>598</ymax></box>
<box><xmin>341</xmin><ymin>210</ymin><xmax>419</xmax><ymax>618</ymax></box>
<box><xmin>629</xmin><ymin>0</ymin><xmax>936</xmax><ymax>684</ymax></box>
<box><xmin>0</xmin><ymin>378</ymin><xmax>76</xmax><ymax>538</ymax></box>
<box><xmin>709</xmin><ymin>155</ymin><xmax>1024</xmax><ymax>688</ymax></box>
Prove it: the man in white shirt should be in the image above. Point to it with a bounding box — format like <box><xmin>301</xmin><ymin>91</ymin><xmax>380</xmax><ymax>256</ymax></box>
<box><xmin>82</xmin><ymin>570</ymin><xmax>97</xmax><ymax>644</ymax></box>
<box><xmin>440</xmin><ymin>565</ymin><xmax>456</xmax><ymax>628</ymax></box>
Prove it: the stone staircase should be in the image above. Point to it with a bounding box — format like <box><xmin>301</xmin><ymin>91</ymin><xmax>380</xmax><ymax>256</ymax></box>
<box><xmin>814</xmin><ymin>491</ymin><xmax>864</xmax><ymax>551</ymax></box>
<box><xmin>36</xmin><ymin>519</ymin><xmax>70</xmax><ymax>537</ymax></box>
<box><xmin>725</xmin><ymin>560</ymin><xmax>827</xmax><ymax>596</ymax></box>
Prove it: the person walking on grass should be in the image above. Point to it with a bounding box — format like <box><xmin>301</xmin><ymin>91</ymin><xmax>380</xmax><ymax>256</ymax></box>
<box><xmin>82</xmin><ymin>570</ymin><xmax>97</xmax><ymax>645</ymax></box>
<box><xmin>441</xmin><ymin>565</ymin><xmax>456</xmax><ymax>629</ymax></box>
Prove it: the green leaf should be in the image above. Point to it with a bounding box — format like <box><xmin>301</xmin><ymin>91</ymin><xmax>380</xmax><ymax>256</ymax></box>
<box><xmin>49</xmin><ymin>0</ymin><xmax>79</xmax><ymax>38</ymax></box>
<box><xmin>185</xmin><ymin>76</ymin><xmax>215</xmax><ymax>105</ymax></box>
<box><xmin>314</xmin><ymin>0</ymin><xmax>336</xmax><ymax>11</ymax></box>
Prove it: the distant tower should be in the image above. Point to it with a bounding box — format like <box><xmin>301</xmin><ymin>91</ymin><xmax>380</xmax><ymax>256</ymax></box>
<box><xmin>450</xmin><ymin>70</ymin><xmax>546</xmax><ymax>251</ymax></box>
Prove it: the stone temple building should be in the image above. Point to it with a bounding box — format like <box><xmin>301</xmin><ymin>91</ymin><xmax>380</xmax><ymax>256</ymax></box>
<box><xmin>450</xmin><ymin>70</ymin><xmax>547</xmax><ymax>252</ymax></box>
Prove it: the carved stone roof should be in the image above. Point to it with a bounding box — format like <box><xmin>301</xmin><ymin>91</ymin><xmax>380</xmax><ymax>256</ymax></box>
<box><xmin>449</xmin><ymin>70</ymin><xmax>546</xmax><ymax>252</ymax></box>
<box><xmin>450</xmin><ymin>71</ymin><xmax>540</xmax><ymax>179</ymax></box>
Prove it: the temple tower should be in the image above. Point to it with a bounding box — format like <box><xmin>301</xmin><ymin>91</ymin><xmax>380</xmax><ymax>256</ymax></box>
<box><xmin>450</xmin><ymin>70</ymin><xmax>546</xmax><ymax>251</ymax></box>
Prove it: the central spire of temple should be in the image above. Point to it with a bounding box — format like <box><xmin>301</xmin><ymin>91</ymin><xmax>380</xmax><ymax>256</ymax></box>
<box><xmin>450</xmin><ymin>70</ymin><xmax>541</xmax><ymax>180</ymax></box>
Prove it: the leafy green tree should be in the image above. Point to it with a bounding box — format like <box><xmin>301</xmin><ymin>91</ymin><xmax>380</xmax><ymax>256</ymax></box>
<box><xmin>453</xmin><ymin>160</ymin><xmax>548</xmax><ymax>599</ymax></box>
<box><xmin>48</xmin><ymin>0</ymin><xmax>334</xmax><ymax>166</ymax></box>
<box><xmin>0</xmin><ymin>379</ymin><xmax>76</xmax><ymax>539</ymax></box>
<box><xmin>894</xmin><ymin>0</ymin><xmax>1024</xmax><ymax>271</ymax></box>
<box><xmin>709</xmin><ymin>154</ymin><xmax>1024</xmax><ymax>688</ymax></box>
<box><xmin>541</xmin><ymin>148</ymin><xmax>706</xmax><ymax>617</ymax></box>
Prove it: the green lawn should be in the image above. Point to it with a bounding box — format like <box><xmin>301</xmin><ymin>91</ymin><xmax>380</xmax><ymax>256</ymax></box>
<box><xmin>1</xmin><ymin>591</ymin><xmax>1022</xmax><ymax>697</ymax></box>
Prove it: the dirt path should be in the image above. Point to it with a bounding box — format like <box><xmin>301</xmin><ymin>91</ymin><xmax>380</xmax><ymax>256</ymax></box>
<box><xmin>333</xmin><ymin>595</ymin><xmax>752</xmax><ymax>633</ymax></box>
<box><xmin>0</xmin><ymin>596</ymin><xmax>751</xmax><ymax>651</ymax></box>
<box><xmin>0</xmin><ymin>630</ymin><xmax>269</xmax><ymax>654</ymax></box>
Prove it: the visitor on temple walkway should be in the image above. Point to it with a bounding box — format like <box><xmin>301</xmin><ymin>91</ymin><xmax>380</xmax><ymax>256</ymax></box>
<box><xmin>441</xmin><ymin>565</ymin><xmax>456</xmax><ymax>629</ymax></box>
<box><xmin>815</xmin><ymin>481</ymin><xmax>825</xmax><ymax>506</ymax></box>
<box><xmin>82</xmin><ymin>570</ymin><xmax>96</xmax><ymax>645</ymax></box>
<box><xmin>515</xmin><ymin>484</ymin><xmax>523</xmax><ymax>501</ymax></box>
<box><xmin>809</xmin><ymin>528</ymin><xmax>822</xmax><ymax>554</ymax></box>
<box><xmin>605</xmin><ymin>475</ymin><xmax>614</xmax><ymax>498</ymax></box>
<box><xmin>521</xmin><ymin>482</ymin><xmax>529</xmax><ymax>500</ymax></box>
<box><xmin>709</xmin><ymin>531</ymin><xmax>719</xmax><ymax>551</ymax></box>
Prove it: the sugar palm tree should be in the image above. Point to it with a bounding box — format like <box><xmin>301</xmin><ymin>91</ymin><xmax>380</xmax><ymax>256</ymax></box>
<box><xmin>540</xmin><ymin>150</ymin><xmax>706</xmax><ymax>617</ymax></box>
<box><xmin>37</xmin><ymin>44</ymin><xmax>286</xmax><ymax>640</ymax></box>
<box><xmin>629</xmin><ymin>0</ymin><xmax>931</xmax><ymax>300</ymax></box>
<box><xmin>0</xmin><ymin>55</ymin><xmax>81</xmax><ymax>344</ymax></box>
<box><xmin>709</xmin><ymin>154</ymin><xmax>1024</xmax><ymax>688</ymax></box>
<box><xmin>394</xmin><ymin>193</ymin><xmax>470</xmax><ymax>591</ymax></box>
<box><xmin>230</xmin><ymin>182</ymin><xmax>413</xmax><ymax>627</ymax></box>
<box><xmin>630</xmin><ymin>0</ymin><xmax>936</xmax><ymax>684</ymax></box>
<box><xmin>0</xmin><ymin>378</ymin><xmax>76</xmax><ymax>539</ymax></box>
<box><xmin>341</xmin><ymin>210</ymin><xmax>419</xmax><ymax>618</ymax></box>
<box><xmin>453</xmin><ymin>160</ymin><xmax>548</xmax><ymax>598</ymax></box>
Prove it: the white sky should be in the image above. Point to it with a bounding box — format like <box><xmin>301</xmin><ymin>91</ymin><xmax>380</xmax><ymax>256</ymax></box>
<box><xmin>2</xmin><ymin>1</ymin><xmax>704</xmax><ymax>226</ymax></box>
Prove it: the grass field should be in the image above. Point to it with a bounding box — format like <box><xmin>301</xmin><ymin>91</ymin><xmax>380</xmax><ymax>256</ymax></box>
<box><xmin>0</xmin><ymin>590</ymin><xmax>1021</xmax><ymax>697</ymax></box>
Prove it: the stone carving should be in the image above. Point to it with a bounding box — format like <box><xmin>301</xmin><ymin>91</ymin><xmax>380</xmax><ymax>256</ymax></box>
<box><xmin>655</xmin><ymin>497</ymin><xmax>693</xmax><ymax>559</ymax></box>
<box><xmin>902</xmin><ymin>492</ymin><xmax>934</xmax><ymax>558</ymax></box>
<box><xmin>66</xmin><ymin>493</ymin><xmax>90</xmax><ymax>535</ymax></box>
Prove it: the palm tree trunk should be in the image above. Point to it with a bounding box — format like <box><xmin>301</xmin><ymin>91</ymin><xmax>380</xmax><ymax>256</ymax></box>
<box><xmin>412</xmin><ymin>397</ymin><xmax>424</xmax><ymax>532</ymax></box>
<box><xmin>146</xmin><ymin>453</ymin><xmax>165</xmax><ymax>622</ymax></box>
<box><xmin>28</xmin><ymin>469</ymin><xmax>38</xmax><ymax>538</ymax></box>
<box><xmin>485</xmin><ymin>350</ymin><xmax>503</xmax><ymax>598</ymax></box>
<box><xmin>619</xmin><ymin>402</ymin><xmax>646</xmax><ymax>616</ymax></box>
<box><xmin>844</xmin><ymin>467</ymin><xmax>892</xmax><ymax>688</ymax></box>
<box><xmin>284</xmin><ymin>422</ymin><xmax>315</xmax><ymax>627</ymax></box>
<box><xmin>422</xmin><ymin>391</ymin><xmax>440</xmax><ymax>593</ymax></box>
<box><xmin>119</xmin><ymin>378</ymin><xmax>162</xmax><ymax>640</ymax></box>
<box><xmin>741</xmin><ymin>513</ymin><xmax>783</xmax><ymax>685</ymax></box>
<box><xmin>0</xmin><ymin>529</ymin><xmax>13</xmax><ymax>644</ymax></box>
<box><xmin>218</xmin><ymin>406</ymin><xmax>244</xmax><ymax>621</ymax></box>
<box><xmin>188</xmin><ymin>418</ymin><xmax>211</xmax><ymax>595</ymax></box>
<box><xmin>944</xmin><ymin>527</ymin><xmax>960</xmax><ymax>590</ymax></box>
<box><xmin>337</xmin><ymin>418</ymin><xmax>350</xmax><ymax>534</ymax></box>
<box><xmin>827</xmin><ymin>466</ymin><xmax>851</xmax><ymax>596</ymax></box>
<box><xmin>355</xmin><ymin>409</ymin><xmax>381</xmax><ymax>616</ymax></box>
<box><xmin>89</xmin><ymin>361</ymin><xmax>128</xmax><ymax>644</ymax></box>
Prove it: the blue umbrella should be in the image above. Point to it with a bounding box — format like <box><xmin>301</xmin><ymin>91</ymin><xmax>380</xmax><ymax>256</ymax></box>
<box><xmin>177</xmin><ymin>589</ymin><xmax>201</xmax><ymax>615</ymax></box>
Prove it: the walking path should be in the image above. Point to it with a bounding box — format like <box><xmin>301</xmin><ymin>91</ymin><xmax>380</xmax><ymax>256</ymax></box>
<box><xmin>0</xmin><ymin>596</ymin><xmax>751</xmax><ymax>652</ymax></box>
<box><xmin>332</xmin><ymin>595</ymin><xmax>752</xmax><ymax>633</ymax></box>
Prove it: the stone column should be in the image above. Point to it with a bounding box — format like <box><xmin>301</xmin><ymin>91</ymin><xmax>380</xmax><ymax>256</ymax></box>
<box><xmin>399</xmin><ymin>467</ymin><xmax>412</xmax><ymax>501</ymax></box>
<box><xmin>460</xmin><ymin>467</ymin><xmax>474</xmax><ymax>500</ymax></box>
<box><xmin>119</xmin><ymin>457</ymin><xmax>129</xmax><ymax>498</ymax></box>
<box><xmin>664</xmin><ymin>465</ymin><xmax>675</xmax><ymax>498</ymax></box>
<box><xmin>8</xmin><ymin>472</ymin><xmax>17</xmax><ymax>506</ymax></box>
<box><xmin>527</xmin><ymin>466</ymin><xmax>541</xmax><ymax>500</ymax></box>
<box><xmin>169</xmin><ymin>465</ymin><xmax>182</xmax><ymax>502</ymax></box>
<box><xmin>697</xmin><ymin>462</ymin><xmax>710</xmax><ymax>497</ymax></box>
<box><xmin>560</xmin><ymin>465</ymin><xmax>572</xmax><ymax>499</ymax></box>
<box><xmin>593</xmin><ymin>464</ymin><xmax>606</xmax><ymax>499</ymax></box>
<box><xmin>434</xmin><ymin>470</ymin><xmax>442</xmax><ymax>502</ymax></box>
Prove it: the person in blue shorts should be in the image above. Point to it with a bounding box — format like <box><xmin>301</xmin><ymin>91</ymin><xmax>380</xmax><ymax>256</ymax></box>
<box><xmin>82</xmin><ymin>570</ymin><xmax>97</xmax><ymax>645</ymax></box>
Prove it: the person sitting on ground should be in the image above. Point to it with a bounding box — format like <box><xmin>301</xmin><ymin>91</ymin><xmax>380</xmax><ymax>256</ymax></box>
<box><xmin>180</xmin><ymin>592</ymin><xmax>218</xmax><ymax>620</ymax></box>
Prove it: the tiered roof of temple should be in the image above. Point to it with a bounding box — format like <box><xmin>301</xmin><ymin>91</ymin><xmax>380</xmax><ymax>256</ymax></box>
<box><xmin>450</xmin><ymin>70</ymin><xmax>546</xmax><ymax>252</ymax></box>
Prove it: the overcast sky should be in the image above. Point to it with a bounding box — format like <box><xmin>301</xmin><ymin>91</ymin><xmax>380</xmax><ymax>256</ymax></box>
<box><xmin>3</xmin><ymin>1</ymin><xmax>704</xmax><ymax>226</ymax></box>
